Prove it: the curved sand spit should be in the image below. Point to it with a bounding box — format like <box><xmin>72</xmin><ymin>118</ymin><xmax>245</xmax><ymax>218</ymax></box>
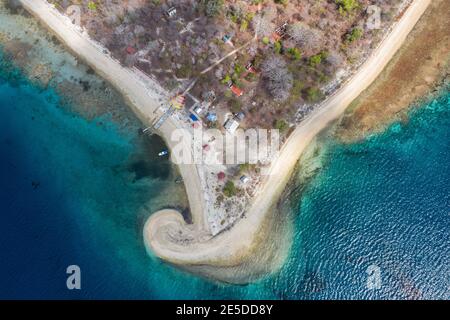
<box><xmin>145</xmin><ymin>0</ymin><xmax>430</xmax><ymax>282</ymax></box>
<box><xmin>19</xmin><ymin>0</ymin><xmax>430</xmax><ymax>283</ymax></box>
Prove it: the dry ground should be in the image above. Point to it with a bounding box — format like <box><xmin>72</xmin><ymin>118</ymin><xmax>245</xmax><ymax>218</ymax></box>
<box><xmin>336</xmin><ymin>0</ymin><xmax>450</xmax><ymax>142</ymax></box>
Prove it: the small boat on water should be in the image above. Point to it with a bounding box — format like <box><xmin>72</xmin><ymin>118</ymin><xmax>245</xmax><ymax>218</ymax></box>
<box><xmin>175</xmin><ymin>176</ymin><xmax>183</xmax><ymax>184</ymax></box>
<box><xmin>158</xmin><ymin>150</ymin><xmax>169</xmax><ymax>157</ymax></box>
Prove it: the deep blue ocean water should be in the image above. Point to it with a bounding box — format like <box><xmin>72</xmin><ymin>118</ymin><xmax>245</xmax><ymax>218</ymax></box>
<box><xmin>0</xmin><ymin>50</ymin><xmax>448</xmax><ymax>299</ymax></box>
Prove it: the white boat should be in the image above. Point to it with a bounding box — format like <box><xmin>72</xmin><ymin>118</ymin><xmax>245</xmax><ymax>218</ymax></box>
<box><xmin>158</xmin><ymin>150</ymin><xmax>169</xmax><ymax>157</ymax></box>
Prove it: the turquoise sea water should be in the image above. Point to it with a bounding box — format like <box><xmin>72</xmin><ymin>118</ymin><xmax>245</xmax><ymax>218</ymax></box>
<box><xmin>0</xmin><ymin>50</ymin><xmax>448</xmax><ymax>299</ymax></box>
<box><xmin>274</xmin><ymin>93</ymin><xmax>450</xmax><ymax>299</ymax></box>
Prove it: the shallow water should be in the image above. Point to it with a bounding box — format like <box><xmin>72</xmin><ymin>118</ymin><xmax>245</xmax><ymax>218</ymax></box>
<box><xmin>272</xmin><ymin>92</ymin><xmax>450</xmax><ymax>299</ymax></box>
<box><xmin>0</xmin><ymin>47</ymin><xmax>448</xmax><ymax>299</ymax></box>
<box><xmin>0</xmin><ymin>51</ymin><xmax>188</xmax><ymax>299</ymax></box>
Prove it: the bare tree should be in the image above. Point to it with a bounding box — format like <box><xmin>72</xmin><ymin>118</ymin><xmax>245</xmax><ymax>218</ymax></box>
<box><xmin>200</xmin><ymin>0</ymin><xmax>224</xmax><ymax>17</ymax></box>
<box><xmin>326</xmin><ymin>52</ymin><xmax>343</xmax><ymax>70</ymax></box>
<box><xmin>252</xmin><ymin>7</ymin><xmax>277</xmax><ymax>38</ymax></box>
<box><xmin>261</xmin><ymin>56</ymin><xmax>293</xmax><ymax>102</ymax></box>
<box><xmin>247</xmin><ymin>45</ymin><xmax>258</xmax><ymax>57</ymax></box>
<box><xmin>288</xmin><ymin>23</ymin><xmax>323</xmax><ymax>52</ymax></box>
<box><xmin>252</xmin><ymin>14</ymin><xmax>275</xmax><ymax>38</ymax></box>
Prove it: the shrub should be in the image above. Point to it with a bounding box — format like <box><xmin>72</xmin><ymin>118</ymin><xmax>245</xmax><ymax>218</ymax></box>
<box><xmin>223</xmin><ymin>181</ymin><xmax>237</xmax><ymax>197</ymax></box>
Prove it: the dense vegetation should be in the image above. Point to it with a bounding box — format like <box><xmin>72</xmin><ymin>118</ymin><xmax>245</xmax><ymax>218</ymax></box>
<box><xmin>49</xmin><ymin>0</ymin><xmax>407</xmax><ymax>131</ymax></box>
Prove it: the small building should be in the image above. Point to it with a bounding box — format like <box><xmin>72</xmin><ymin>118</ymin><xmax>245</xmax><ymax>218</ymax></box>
<box><xmin>240</xmin><ymin>175</ymin><xmax>250</xmax><ymax>184</ymax></box>
<box><xmin>222</xmin><ymin>34</ymin><xmax>232</xmax><ymax>43</ymax></box>
<box><xmin>230</xmin><ymin>85</ymin><xmax>244</xmax><ymax>97</ymax></box>
<box><xmin>245</xmin><ymin>62</ymin><xmax>257</xmax><ymax>74</ymax></box>
<box><xmin>222</xmin><ymin>34</ymin><xmax>234</xmax><ymax>47</ymax></box>
<box><xmin>235</xmin><ymin>112</ymin><xmax>245</xmax><ymax>121</ymax></box>
<box><xmin>166</xmin><ymin>7</ymin><xmax>177</xmax><ymax>18</ymax></box>
<box><xmin>217</xmin><ymin>172</ymin><xmax>226</xmax><ymax>181</ymax></box>
<box><xmin>126</xmin><ymin>46</ymin><xmax>137</xmax><ymax>55</ymax></box>
<box><xmin>206</xmin><ymin>112</ymin><xmax>217</xmax><ymax>122</ymax></box>
<box><xmin>189</xmin><ymin>113</ymin><xmax>199</xmax><ymax>122</ymax></box>
<box><xmin>171</xmin><ymin>95</ymin><xmax>186</xmax><ymax>109</ymax></box>
<box><xmin>275</xmin><ymin>22</ymin><xmax>289</xmax><ymax>37</ymax></box>
<box><xmin>224</xmin><ymin>118</ymin><xmax>240</xmax><ymax>134</ymax></box>
<box><xmin>271</xmin><ymin>32</ymin><xmax>282</xmax><ymax>42</ymax></box>
<box><xmin>193</xmin><ymin>105</ymin><xmax>204</xmax><ymax>115</ymax></box>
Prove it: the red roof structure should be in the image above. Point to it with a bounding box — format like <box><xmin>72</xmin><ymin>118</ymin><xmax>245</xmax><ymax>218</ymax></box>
<box><xmin>217</xmin><ymin>172</ymin><xmax>226</xmax><ymax>180</ymax></box>
<box><xmin>126</xmin><ymin>46</ymin><xmax>137</xmax><ymax>55</ymax></box>
<box><xmin>230</xmin><ymin>85</ymin><xmax>243</xmax><ymax>97</ymax></box>
<box><xmin>271</xmin><ymin>32</ymin><xmax>282</xmax><ymax>41</ymax></box>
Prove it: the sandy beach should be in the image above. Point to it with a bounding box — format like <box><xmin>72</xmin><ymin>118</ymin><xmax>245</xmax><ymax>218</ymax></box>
<box><xmin>0</xmin><ymin>2</ymin><xmax>139</xmax><ymax>124</ymax></box>
<box><xmin>337</xmin><ymin>0</ymin><xmax>450</xmax><ymax>143</ymax></box>
<box><xmin>17</xmin><ymin>0</ymin><xmax>207</xmax><ymax>231</ymax></box>
<box><xmin>19</xmin><ymin>0</ymin><xmax>431</xmax><ymax>283</ymax></box>
<box><xmin>145</xmin><ymin>0</ymin><xmax>430</xmax><ymax>271</ymax></box>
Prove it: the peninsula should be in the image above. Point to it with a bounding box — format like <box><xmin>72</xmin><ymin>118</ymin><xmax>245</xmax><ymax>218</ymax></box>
<box><xmin>17</xmin><ymin>0</ymin><xmax>430</xmax><ymax>283</ymax></box>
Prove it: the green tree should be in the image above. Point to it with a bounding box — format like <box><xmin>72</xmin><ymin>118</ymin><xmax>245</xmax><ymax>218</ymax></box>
<box><xmin>336</xmin><ymin>0</ymin><xmax>359</xmax><ymax>15</ymax></box>
<box><xmin>223</xmin><ymin>181</ymin><xmax>237</xmax><ymax>197</ymax></box>
<box><xmin>274</xmin><ymin>119</ymin><xmax>289</xmax><ymax>133</ymax></box>
<box><xmin>87</xmin><ymin>1</ymin><xmax>97</xmax><ymax>10</ymax></box>
<box><xmin>305</xmin><ymin>87</ymin><xmax>323</xmax><ymax>103</ymax></box>
<box><xmin>346</xmin><ymin>27</ymin><xmax>363</xmax><ymax>43</ymax></box>
<box><xmin>287</xmin><ymin>47</ymin><xmax>302</xmax><ymax>60</ymax></box>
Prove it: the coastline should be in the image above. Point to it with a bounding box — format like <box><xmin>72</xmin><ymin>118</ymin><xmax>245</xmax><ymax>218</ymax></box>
<box><xmin>144</xmin><ymin>0</ymin><xmax>431</xmax><ymax>280</ymax></box>
<box><xmin>277</xmin><ymin>90</ymin><xmax>450</xmax><ymax>299</ymax></box>
<box><xmin>17</xmin><ymin>0</ymin><xmax>431</xmax><ymax>283</ymax></box>
<box><xmin>0</xmin><ymin>3</ymin><xmax>138</xmax><ymax>125</ymax></box>
<box><xmin>0</xmin><ymin>0</ymin><xmax>190</xmax><ymax>215</ymax></box>
<box><xmin>16</xmin><ymin>0</ymin><xmax>207</xmax><ymax>231</ymax></box>
<box><xmin>336</xmin><ymin>0</ymin><xmax>450</xmax><ymax>143</ymax></box>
